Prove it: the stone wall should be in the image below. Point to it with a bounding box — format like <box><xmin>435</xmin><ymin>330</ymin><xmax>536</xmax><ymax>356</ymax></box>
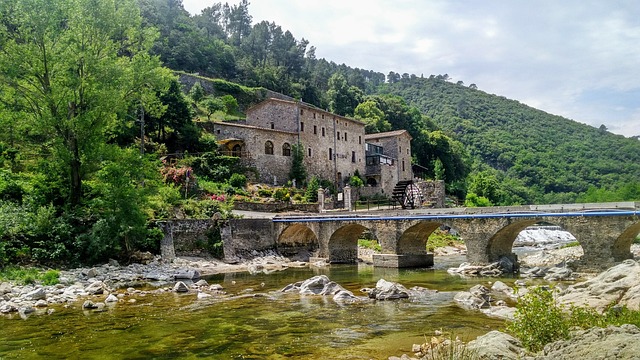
<box><xmin>233</xmin><ymin>201</ymin><xmax>318</xmax><ymax>213</ymax></box>
<box><xmin>221</xmin><ymin>219</ymin><xmax>276</xmax><ymax>261</ymax></box>
<box><xmin>212</xmin><ymin>122</ymin><xmax>296</xmax><ymax>185</ymax></box>
<box><xmin>245</xmin><ymin>99</ymin><xmax>366</xmax><ymax>187</ymax></box>
<box><xmin>158</xmin><ymin>220</ymin><xmax>220</xmax><ymax>261</ymax></box>
<box><xmin>416</xmin><ymin>180</ymin><xmax>445</xmax><ymax>208</ymax></box>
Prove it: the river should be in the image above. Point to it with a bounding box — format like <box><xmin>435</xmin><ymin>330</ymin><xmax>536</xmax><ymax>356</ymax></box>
<box><xmin>0</xmin><ymin>260</ymin><xmax>513</xmax><ymax>359</ymax></box>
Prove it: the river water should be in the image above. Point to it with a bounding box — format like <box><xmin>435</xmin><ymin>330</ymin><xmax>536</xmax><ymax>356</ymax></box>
<box><xmin>0</xmin><ymin>261</ymin><xmax>512</xmax><ymax>359</ymax></box>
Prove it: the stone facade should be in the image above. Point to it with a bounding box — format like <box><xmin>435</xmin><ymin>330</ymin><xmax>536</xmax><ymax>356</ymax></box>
<box><xmin>214</xmin><ymin>98</ymin><xmax>367</xmax><ymax>187</ymax></box>
<box><xmin>364</xmin><ymin>130</ymin><xmax>414</xmax><ymax>196</ymax></box>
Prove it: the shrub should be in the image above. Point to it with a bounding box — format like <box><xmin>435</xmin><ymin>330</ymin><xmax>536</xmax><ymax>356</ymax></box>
<box><xmin>507</xmin><ymin>286</ymin><xmax>570</xmax><ymax>352</ymax></box>
<box><xmin>273</xmin><ymin>188</ymin><xmax>290</xmax><ymax>202</ymax></box>
<box><xmin>358</xmin><ymin>239</ymin><xmax>381</xmax><ymax>252</ymax></box>
<box><xmin>229</xmin><ymin>173</ymin><xmax>247</xmax><ymax>188</ymax></box>
<box><xmin>427</xmin><ymin>229</ymin><xmax>464</xmax><ymax>252</ymax></box>
<box><xmin>258</xmin><ymin>188</ymin><xmax>273</xmax><ymax>197</ymax></box>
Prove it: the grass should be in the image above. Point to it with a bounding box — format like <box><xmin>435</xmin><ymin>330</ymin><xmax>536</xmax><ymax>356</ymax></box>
<box><xmin>560</xmin><ymin>241</ymin><xmax>581</xmax><ymax>248</ymax></box>
<box><xmin>0</xmin><ymin>266</ymin><xmax>60</xmax><ymax>286</ymax></box>
<box><xmin>358</xmin><ymin>239</ymin><xmax>382</xmax><ymax>252</ymax></box>
<box><xmin>427</xmin><ymin>229</ymin><xmax>464</xmax><ymax>252</ymax></box>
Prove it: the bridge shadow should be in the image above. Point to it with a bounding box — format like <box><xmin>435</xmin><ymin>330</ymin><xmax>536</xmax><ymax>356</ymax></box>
<box><xmin>277</xmin><ymin>224</ymin><xmax>319</xmax><ymax>261</ymax></box>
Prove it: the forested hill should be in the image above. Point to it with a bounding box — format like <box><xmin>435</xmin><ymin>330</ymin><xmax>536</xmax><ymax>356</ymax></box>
<box><xmin>380</xmin><ymin>77</ymin><xmax>640</xmax><ymax>204</ymax></box>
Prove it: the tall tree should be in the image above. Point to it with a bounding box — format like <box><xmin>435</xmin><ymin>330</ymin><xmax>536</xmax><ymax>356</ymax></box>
<box><xmin>0</xmin><ymin>0</ymin><xmax>171</xmax><ymax>206</ymax></box>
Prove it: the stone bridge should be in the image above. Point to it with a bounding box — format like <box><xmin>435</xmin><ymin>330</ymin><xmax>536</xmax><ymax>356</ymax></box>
<box><xmin>272</xmin><ymin>204</ymin><xmax>640</xmax><ymax>270</ymax></box>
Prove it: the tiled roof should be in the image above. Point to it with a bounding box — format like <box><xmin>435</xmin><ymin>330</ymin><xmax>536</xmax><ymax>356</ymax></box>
<box><xmin>364</xmin><ymin>129</ymin><xmax>412</xmax><ymax>140</ymax></box>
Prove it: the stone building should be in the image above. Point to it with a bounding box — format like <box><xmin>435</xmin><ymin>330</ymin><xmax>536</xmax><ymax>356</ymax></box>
<box><xmin>213</xmin><ymin>98</ymin><xmax>366</xmax><ymax>187</ymax></box>
<box><xmin>364</xmin><ymin>130</ymin><xmax>414</xmax><ymax>196</ymax></box>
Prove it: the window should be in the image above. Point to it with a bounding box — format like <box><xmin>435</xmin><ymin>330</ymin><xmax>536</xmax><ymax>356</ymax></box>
<box><xmin>402</xmin><ymin>160</ymin><xmax>405</xmax><ymax>171</ymax></box>
<box><xmin>308</xmin><ymin>148</ymin><xmax>312</xmax><ymax>157</ymax></box>
<box><xmin>351</xmin><ymin>151</ymin><xmax>356</xmax><ymax>163</ymax></box>
<box><xmin>322</xmin><ymin>114</ymin><xmax>325</xmax><ymax>119</ymax></box>
<box><xmin>322</xmin><ymin>127</ymin><xmax>325</xmax><ymax>137</ymax></box>
<box><xmin>313</xmin><ymin>113</ymin><xmax>316</xmax><ymax>119</ymax></box>
<box><xmin>265</xmin><ymin>141</ymin><xmax>274</xmax><ymax>155</ymax></box>
<box><xmin>300</xmin><ymin>109</ymin><xmax>304</xmax><ymax>115</ymax></box>
<box><xmin>358</xmin><ymin>135</ymin><xmax>361</xmax><ymax>144</ymax></box>
<box><xmin>313</xmin><ymin>125</ymin><xmax>317</xmax><ymax>134</ymax></box>
<box><xmin>344</xmin><ymin>132</ymin><xmax>347</xmax><ymax>141</ymax></box>
<box><xmin>337</xmin><ymin>131</ymin><xmax>340</xmax><ymax>140</ymax></box>
<box><xmin>282</xmin><ymin>143</ymin><xmax>291</xmax><ymax>156</ymax></box>
<box><xmin>329</xmin><ymin>148</ymin><xmax>333</xmax><ymax>161</ymax></box>
<box><xmin>270</xmin><ymin>122</ymin><xmax>274</xmax><ymax>129</ymax></box>
<box><xmin>216</xmin><ymin>129</ymin><xmax>220</xmax><ymax>134</ymax></box>
<box><xmin>300</xmin><ymin>122</ymin><xmax>304</xmax><ymax>132</ymax></box>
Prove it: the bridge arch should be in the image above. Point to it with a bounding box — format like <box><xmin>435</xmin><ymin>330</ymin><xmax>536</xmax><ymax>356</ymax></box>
<box><xmin>487</xmin><ymin>220</ymin><xmax>539</xmax><ymax>261</ymax></box>
<box><xmin>277</xmin><ymin>224</ymin><xmax>319</xmax><ymax>260</ymax></box>
<box><xmin>328</xmin><ymin>223</ymin><xmax>369</xmax><ymax>263</ymax></box>
<box><xmin>397</xmin><ymin>221</ymin><xmax>442</xmax><ymax>255</ymax></box>
<box><xmin>613</xmin><ymin>221</ymin><xmax>640</xmax><ymax>261</ymax></box>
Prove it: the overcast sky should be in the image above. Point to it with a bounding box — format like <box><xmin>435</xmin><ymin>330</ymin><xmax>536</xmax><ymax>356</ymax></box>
<box><xmin>182</xmin><ymin>0</ymin><xmax>640</xmax><ymax>137</ymax></box>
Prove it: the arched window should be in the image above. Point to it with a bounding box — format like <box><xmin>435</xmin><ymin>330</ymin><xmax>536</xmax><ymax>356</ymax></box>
<box><xmin>232</xmin><ymin>144</ymin><xmax>241</xmax><ymax>157</ymax></box>
<box><xmin>265</xmin><ymin>141</ymin><xmax>274</xmax><ymax>155</ymax></box>
<box><xmin>282</xmin><ymin>143</ymin><xmax>291</xmax><ymax>156</ymax></box>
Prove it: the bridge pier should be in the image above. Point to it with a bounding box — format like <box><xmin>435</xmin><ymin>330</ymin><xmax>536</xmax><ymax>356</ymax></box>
<box><xmin>372</xmin><ymin>254</ymin><xmax>434</xmax><ymax>268</ymax></box>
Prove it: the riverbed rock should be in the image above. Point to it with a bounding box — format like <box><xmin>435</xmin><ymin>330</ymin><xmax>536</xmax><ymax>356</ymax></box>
<box><xmin>481</xmin><ymin>305</ymin><xmax>516</xmax><ymax>320</ymax></box>
<box><xmin>556</xmin><ymin>259</ymin><xmax>640</xmax><ymax>312</ymax></box>
<box><xmin>448</xmin><ymin>261</ymin><xmax>512</xmax><ymax>277</ymax></box>
<box><xmin>466</xmin><ymin>330</ymin><xmax>525</xmax><ymax>359</ymax></box>
<box><xmin>173</xmin><ymin>282</ymin><xmax>189</xmax><ymax>293</ymax></box>
<box><xmin>281</xmin><ymin>275</ymin><xmax>361</xmax><ymax>302</ymax></box>
<box><xmin>0</xmin><ymin>303</ymin><xmax>17</xmax><ymax>313</ymax></box>
<box><xmin>194</xmin><ymin>279</ymin><xmax>209</xmax><ymax>287</ymax></box>
<box><xmin>543</xmin><ymin>266</ymin><xmax>574</xmax><ymax>281</ymax></box>
<box><xmin>174</xmin><ymin>269</ymin><xmax>200</xmax><ymax>280</ymax></box>
<box><xmin>491</xmin><ymin>281</ymin><xmax>516</xmax><ymax>298</ymax></box>
<box><xmin>0</xmin><ymin>282</ymin><xmax>12</xmax><ymax>294</ymax></box>
<box><xmin>364</xmin><ymin>279</ymin><xmax>410</xmax><ymax>300</ymax></box>
<box><xmin>105</xmin><ymin>294</ymin><xmax>118</xmax><ymax>303</ymax></box>
<box><xmin>82</xmin><ymin>300</ymin><xmax>98</xmax><ymax>309</ymax></box>
<box><xmin>534</xmin><ymin>324</ymin><xmax>640</xmax><ymax>359</ymax></box>
<box><xmin>25</xmin><ymin>288</ymin><xmax>46</xmax><ymax>301</ymax></box>
<box><xmin>454</xmin><ymin>291</ymin><xmax>489</xmax><ymax>309</ymax></box>
<box><xmin>85</xmin><ymin>281</ymin><xmax>107</xmax><ymax>295</ymax></box>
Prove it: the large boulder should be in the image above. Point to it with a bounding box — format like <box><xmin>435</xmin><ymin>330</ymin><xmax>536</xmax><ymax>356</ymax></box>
<box><xmin>466</xmin><ymin>331</ymin><xmax>525</xmax><ymax>359</ymax></box>
<box><xmin>281</xmin><ymin>275</ymin><xmax>360</xmax><ymax>302</ymax></box>
<box><xmin>534</xmin><ymin>324</ymin><xmax>640</xmax><ymax>359</ymax></box>
<box><xmin>557</xmin><ymin>260</ymin><xmax>640</xmax><ymax>312</ymax></box>
<box><xmin>364</xmin><ymin>279</ymin><xmax>410</xmax><ymax>300</ymax></box>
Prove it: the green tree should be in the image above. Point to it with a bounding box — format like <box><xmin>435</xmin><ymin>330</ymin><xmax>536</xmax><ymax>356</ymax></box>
<box><xmin>434</xmin><ymin>158</ymin><xmax>445</xmax><ymax>180</ymax></box>
<box><xmin>354</xmin><ymin>100</ymin><xmax>391</xmax><ymax>134</ymax></box>
<box><xmin>304</xmin><ymin>176</ymin><xmax>320</xmax><ymax>202</ymax></box>
<box><xmin>203</xmin><ymin>97</ymin><xmax>224</xmax><ymax>120</ymax></box>
<box><xmin>0</xmin><ymin>0</ymin><xmax>170</xmax><ymax>206</ymax></box>
<box><xmin>289</xmin><ymin>143</ymin><xmax>306</xmax><ymax>187</ymax></box>
<box><xmin>189</xmin><ymin>82</ymin><xmax>206</xmax><ymax>104</ymax></box>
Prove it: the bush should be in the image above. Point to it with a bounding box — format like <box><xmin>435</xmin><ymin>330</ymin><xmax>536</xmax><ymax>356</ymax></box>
<box><xmin>427</xmin><ymin>229</ymin><xmax>464</xmax><ymax>252</ymax></box>
<box><xmin>257</xmin><ymin>188</ymin><xmax>273</xmax><ymax>197</ymax></box>
<box><xmin>229</xmin><ymin>173</ymin><xmax>247</xmax><ymax>188</ymax></box>
<box><xmin>273</xmin><ymin>188</ymin><xmax>290</xmax><ymax>202</ymax></box>
<box><xmin>507</xmin><ymin>286</ymin><xmax>570</xmax><ymax>352</ymax></box>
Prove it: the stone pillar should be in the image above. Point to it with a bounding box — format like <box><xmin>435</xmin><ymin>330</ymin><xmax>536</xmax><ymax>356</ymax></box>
<box><xmin>318</xmin><ymin>187</ymin><xmax>325</xmax><ymax>213</ymax></box>
<box><xmin>344</xmin><ymin>185</ymin><xmax>352</xmax><ymax>211</ymax></box>
<box><xmin>159</xmin><ymin>222</ymin><xmax>176</xmax><ymax>262</ymax></box>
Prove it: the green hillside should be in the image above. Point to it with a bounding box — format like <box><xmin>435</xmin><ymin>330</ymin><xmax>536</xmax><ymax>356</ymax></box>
<box><xmin>379</xmin><ymin>77</ymin><xmax>640</xmax><ymax>204</ymax></box>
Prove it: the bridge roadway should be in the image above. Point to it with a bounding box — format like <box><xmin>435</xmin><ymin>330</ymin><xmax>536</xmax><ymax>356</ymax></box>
<box><xmin>272</xmin><ymin>202</ymin><xmax>640</xmax><ymax>269</ymax></box>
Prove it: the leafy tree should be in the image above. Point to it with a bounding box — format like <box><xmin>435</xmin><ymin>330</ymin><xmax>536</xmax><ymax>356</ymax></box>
<box><xmin>354</xmin><ymin>100</ymin><xmax>391</xmax><ymax>134</ymax></box>
<box><xmin>304</xmin><ymin>176</ymin><xmax>320</xmax><ymax>202</ymax></box>
<box><xmin>289</xmin><ymin>143</ymin><xmax>306</xmax><ymax>187</ymax></box>
<box><xmin>189</xmin><ymin>82</ymin><xmax>206</xmax><ymax>104</ymax></box>
<box><xmin>327</xmin><ymin>73</ymin><xmax>363</xmax><ymax>116</ymax></box>
<box><xmin>0</xmin><ymin>0</ymin><xmax>171</xmax><ymax>206</ymax></box>
<box><xmin>434</xmin><ymin>158</ymin><xmax>445</xmax><ymax>181</ymax></box>
<box><xmin>203</xmin><ymin>97</ymin><xmax>224</xmax><ymax>120</ymax></box>
<box><xmin>220</xmin><ymin>94</ymin><xmax>239</xmax><ymax>114</ymax></box>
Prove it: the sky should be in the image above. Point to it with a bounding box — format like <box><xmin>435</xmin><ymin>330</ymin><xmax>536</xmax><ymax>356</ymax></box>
<box><xmin>181</xmin><ymin>0</ymin><xmax>640</xmax><ymax>137</ymax></box>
